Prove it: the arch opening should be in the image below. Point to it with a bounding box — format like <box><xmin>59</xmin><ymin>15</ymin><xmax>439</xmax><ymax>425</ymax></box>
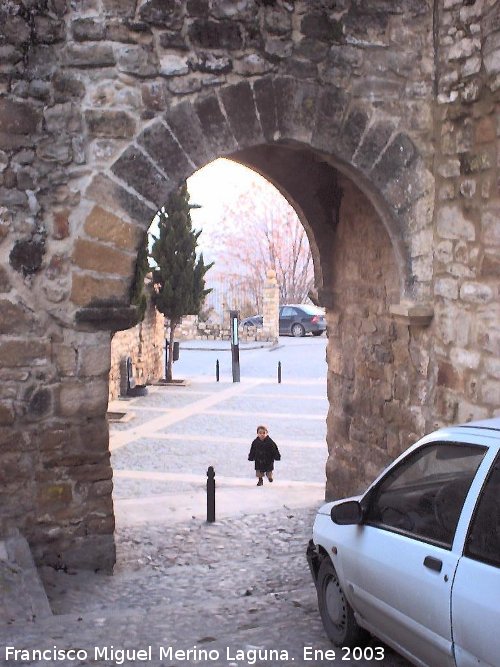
<box><xmin>102</xmin><ymin>141</ymin><xmax>424</xmax><ymax>541</ymax></box>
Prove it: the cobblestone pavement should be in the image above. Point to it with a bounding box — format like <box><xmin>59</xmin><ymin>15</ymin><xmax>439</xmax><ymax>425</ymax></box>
<box><xmin>1</xmin><ymin>509</ymin><xmax>409</xmax><ymax>667</ymax></box>
<box><xmin>0</xmin><ymin>339</ymin><xmax>410</xmax><ymax>667</ymax></box>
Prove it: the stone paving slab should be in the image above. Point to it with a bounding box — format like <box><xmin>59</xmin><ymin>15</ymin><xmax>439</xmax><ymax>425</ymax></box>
<box><xmin>157</xmin><ymin>412</ymin><xmax>325</xmax><ymax>442</ymax></box>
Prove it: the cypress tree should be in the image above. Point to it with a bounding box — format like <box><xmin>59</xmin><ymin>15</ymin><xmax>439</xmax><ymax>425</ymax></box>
<box><xmin>130</xmin><ymin>231</ymin><xmax>149</xmax><ymax>322</ymax></box>
<box><xmin>150</xmin><ymin>182</ymin><xmax>212</xmax><ymax>381</ymax></box>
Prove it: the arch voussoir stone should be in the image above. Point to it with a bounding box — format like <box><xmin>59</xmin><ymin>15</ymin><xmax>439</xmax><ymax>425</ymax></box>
<box><xmin>273</xmin><ymin>77</ymin><xmax>320</xmax><ymax>144</ymax></box>
<box><xmin>111</xmin><ymin>145</ymin><xmax>172</xmax><ymax>210</ymax></box>
<box><xmin>352</xmin><ymin>118</ymin><xmax>397</xmax><ymax>172</ymax></box>
<box><xmin>383</xmin><ymin>155</ymin><xmax>434</xmax><ymax>217</ymax></box>
<box><xmin>194</xmin><ymin>94</ymin><xmax>238</xmax><ymax>160</ymax></box>
<box><xmin>310</xmin><ymin>85</ymin><xmax>349</xmax><ymax>154</ymax></box>
<box><xmin>336</xmin><ymin>106</ymin><xmax>371</xmax><ymax>165</ymax></box>
<box><xmin>219</xmin><ymin>81</ymin><xmax>264</xmax><ymax>149</ymax></box>
<box><xmin>253</xmin><ymin>77</ymin><xmax>279</xmax><ymax>143</ymax></box>
<box><xmin>70</xmin><ymin>271</ymin><xmax>131</xmax><ymax>308</ymax></box>
<box><xmin>138</xmin><ymin>121</ymin><xmax>193</xmax><ymax>185</ymax></box>
<box><xmin>164</xmin><ymin>100</ymin><xmax>210</xmax><ymax>169</ymax></box>
<box><xmin>370</xmin><ymin>133</ymin><xmax>418</xmax><ymax>193</ymax></box>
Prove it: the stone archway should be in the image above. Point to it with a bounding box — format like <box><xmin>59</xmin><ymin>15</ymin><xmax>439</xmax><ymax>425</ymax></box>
<box><xmin>70</xmin><ymin>76</ymin><xmax>435</xmax><ymax>556</ymax></box>
<box><xmin>2</xmin><ymin>74</ymin><xmax>437</xmax><ymax>571</ymax></box>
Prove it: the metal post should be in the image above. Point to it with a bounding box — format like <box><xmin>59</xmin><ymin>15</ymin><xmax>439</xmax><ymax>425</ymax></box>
<box><xmin>207</xmin><ymin>466</ymin><xmax>215</xmax><ymax>523</ymax></box>
<box><xmin>216</xmin><ymin>359</ymin><xmax>220</xmax><ymax>382</ymax></box>
<box><xmin>278</xmin><ymin>361</ymin><xmax>282</xmax><ymax>384</ymax></box>
<box><xmin>230</xmin><ymin>309</ymin><xmax>240</xmax><ymax>383</ymax></box>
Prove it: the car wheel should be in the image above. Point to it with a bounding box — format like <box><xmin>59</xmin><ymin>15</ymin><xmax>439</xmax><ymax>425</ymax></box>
<box><xmin>312</xmin><ymin>331</ymin><xmax>323</xmax><ymax>336</ymax></box>
<box><xmin>291</xmin><ymin>323</ymin><xmax>305</xmax><ymax>337</ymax></box>
<box><xmin>317</xmin><ymin>558</ymin><xmax>368</xmax><ymax>648</ymax></box>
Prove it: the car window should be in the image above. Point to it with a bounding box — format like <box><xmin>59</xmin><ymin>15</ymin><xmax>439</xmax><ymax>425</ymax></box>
<box><xmin>364</xmin><ymin>443</ymin><xmax>486</xmax><ymax>549</ymax></box>
<box><xmin>281</xmin><ymin>307</ymin><xmax>295</xmax><ymax>317</ymax></box>
<box><xmin>464</xmin><ymin>455</ymin><xmax>500</xmax><ymax>568</ymax></box>
<box><xmin>299</xmin><ymin>305</ymin><xmax>324</xmax><ymax>316</ymax></box>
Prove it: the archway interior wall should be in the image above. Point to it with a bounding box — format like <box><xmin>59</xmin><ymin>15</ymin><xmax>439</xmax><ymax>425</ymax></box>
<box><xmin>325</xmin><ymin>176</ymin><xmax>432</xmax><ymax>498</ymax></box>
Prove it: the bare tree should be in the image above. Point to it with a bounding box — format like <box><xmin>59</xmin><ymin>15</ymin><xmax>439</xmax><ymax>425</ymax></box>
<box><xmin>205</xmin><ymin>177</ymin><xmax>314</xmax><ymax>312</ymax></box>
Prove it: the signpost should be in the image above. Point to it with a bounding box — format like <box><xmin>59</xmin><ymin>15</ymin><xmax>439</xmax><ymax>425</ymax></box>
<box><xmin>230</xmin><ymin>309</ymin><xmax>240</xmax><ymax>383</ymax></box>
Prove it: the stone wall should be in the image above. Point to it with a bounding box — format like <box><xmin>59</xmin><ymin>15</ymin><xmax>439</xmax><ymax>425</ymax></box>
<box><xmin>109</xmin><ymin>297</ymin><xmax>165</xmax><ymax>400</ymax></box>
<box><xmin>176</xmin><ymin>318</ymin><xmax>275</xmax><ymax>343</ymax></box>
<box><xmin>175</xmin><ymin>273</ymin><xmax>279</xmax><ymax>342</ymax></box>
<box><xmin>432</xmin><ymin>0</ymin><xmax>500</xmax><ymax>425</ymax></box>
<box><xmin>0</xmin><ymin>0</ymin><xmax>498</xmax><ymax>568</ymax></box>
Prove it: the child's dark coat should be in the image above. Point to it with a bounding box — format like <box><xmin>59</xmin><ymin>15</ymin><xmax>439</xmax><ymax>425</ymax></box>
<box><xmin>248</xmin><ymin>436</ymin><xmax>281</xmax><ymax>473</ymax></box>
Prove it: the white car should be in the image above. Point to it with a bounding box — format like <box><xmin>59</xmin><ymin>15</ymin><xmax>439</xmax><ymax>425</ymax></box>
<box><xmin>307</xmin><ymin>417</ymin><xmax>500</xmax><ymax>667</ymax></box>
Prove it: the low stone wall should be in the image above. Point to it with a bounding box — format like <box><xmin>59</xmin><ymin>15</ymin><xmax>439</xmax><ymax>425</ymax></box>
<box><xmin>109</xmin><ymin>302</ymin><xmax>165</xmax><ymax>401</ymax></box>
<box><xmin>175</xmin><ymin>316</ymin><xmax>274</xmax><ymax>343</ymax></box>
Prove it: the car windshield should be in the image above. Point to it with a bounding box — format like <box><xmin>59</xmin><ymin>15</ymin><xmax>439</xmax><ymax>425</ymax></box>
<box><xmin>386</xmin><ymin>443</ymin><xmax>484</xmax><ymax>489</ymax></box>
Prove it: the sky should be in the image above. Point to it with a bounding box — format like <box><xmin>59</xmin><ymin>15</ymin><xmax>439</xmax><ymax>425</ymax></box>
<box><xmin>150</xmin><ymin>157</ymin><xmax>294</xmax><ymax>261</ymax></box>
<box><xmin>187</xmin><ymin>158</ymin><xmax>263</xmax><ymax>261</ymax></box>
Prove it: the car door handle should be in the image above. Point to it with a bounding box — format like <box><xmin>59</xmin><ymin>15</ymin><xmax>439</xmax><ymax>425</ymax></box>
<box><xmin>423</xmin><ymin>556</ymin><xmax>442</xmax><ymax>573</ymax></box>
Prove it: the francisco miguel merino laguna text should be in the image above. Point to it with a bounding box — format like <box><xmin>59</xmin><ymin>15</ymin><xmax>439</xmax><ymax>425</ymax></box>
<box><xmin>4</xmin><ymin>645</ymin><xmax>293</xmax><ymax>665</ymax></box>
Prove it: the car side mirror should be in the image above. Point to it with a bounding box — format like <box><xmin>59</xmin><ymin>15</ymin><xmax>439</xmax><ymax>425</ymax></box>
<box><xmin>331</xmin><ymin>500</ymin><xmax>363</xmax><ymax>525</ymax></box>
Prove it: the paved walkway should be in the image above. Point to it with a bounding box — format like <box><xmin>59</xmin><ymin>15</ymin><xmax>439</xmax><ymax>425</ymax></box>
<box><xmin>110</xmin><ymin>376</ymin><xmax>327</xmax><ymax>527</ymax></box>
<box><xmin>0</xmin><ymin>339</ymin><xmax>410</xmax><ymax>666</ymax></box>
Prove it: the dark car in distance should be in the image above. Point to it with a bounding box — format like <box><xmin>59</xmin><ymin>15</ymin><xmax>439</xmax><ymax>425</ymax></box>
<box><xmin>279</xmin><ymin>304</ymin><xmax>326</xmax><ymax>337</ymax></box>
<box><xmin>241</xmin><ymin>305</ymin><xmax>326</xmax><ymax>337</ymax></box>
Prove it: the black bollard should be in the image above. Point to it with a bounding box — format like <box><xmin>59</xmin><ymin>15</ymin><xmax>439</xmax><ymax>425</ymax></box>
<box><xmin>216</xmin><ymin>359</ymin><xmax>220</xmax><ymax>382</ymax></box>
<box><xmin>278</xmin><ymin>361</ymin><xmax>282</xmax><ymax>384</ymax></box>
<box><xmin>207</xmin><ymin>466</ymin><xmax>215</xmax><ymax>523</ymax></box>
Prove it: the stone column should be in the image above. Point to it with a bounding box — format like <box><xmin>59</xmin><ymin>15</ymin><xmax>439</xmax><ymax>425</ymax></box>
<box><xmin>262</xmin><ymin>269</ymin><xmax>279</xmax><ymax>343</ymax></box>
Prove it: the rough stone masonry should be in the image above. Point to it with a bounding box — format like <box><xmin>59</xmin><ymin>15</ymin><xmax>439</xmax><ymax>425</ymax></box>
<box><xmin>0</xmin><ymin>0</ymin><xmax>498</xmax><ymax>569</ymax></box>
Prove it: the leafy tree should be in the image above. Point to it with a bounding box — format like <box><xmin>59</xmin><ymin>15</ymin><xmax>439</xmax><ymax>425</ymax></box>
<box><xmin>150</xmin><ymin>182</ymin><xmax>212</xmax><ymax>381</ymax></box>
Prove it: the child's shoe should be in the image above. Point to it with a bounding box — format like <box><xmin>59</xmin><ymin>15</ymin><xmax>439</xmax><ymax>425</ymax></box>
<box><xmin>257</xmin><ymin>478</ymin><xmax>263</xmax><ymax>486</ymax></box>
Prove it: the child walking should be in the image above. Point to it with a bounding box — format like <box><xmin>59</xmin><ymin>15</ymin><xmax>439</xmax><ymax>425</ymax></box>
<box><xmin>248</xmin><ymin>425</ymin><xmax>281</xmax><ymax>486</ymax></box>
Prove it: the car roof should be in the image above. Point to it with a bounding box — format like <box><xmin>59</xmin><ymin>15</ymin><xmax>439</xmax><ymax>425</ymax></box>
<box><xmin>456</xmin><ymin>416</ymin><xmax>500</xmax><ymax>433</ymax></box>
<box><xmin>426</xmin><ymin>416</ymin><xmax>500</xmax><ymax>447</ymax></box>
